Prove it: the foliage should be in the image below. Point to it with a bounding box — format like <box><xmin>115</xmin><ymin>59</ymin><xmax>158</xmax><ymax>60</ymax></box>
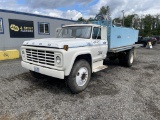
<box><xmin>78</xmin><ymin>17</ymin><xmax>85</xmax><ymax>22</ymax></box>
<box><xmin>77</xmin><ymin>6</ymin><xmax>111</xmax><ymax>22</ymax></box>
<box><xmin>98</xmin><ymin>6</ymin><xmax>110</xmax><ymax>15</ymax></box>
<box><xmin>88</xmin><ymin>17</ymin><xmax>94</xmax><ymax>21</ymax></box>
<box><xmin>114</xmin><ymin>14</ymin><xmax>160</xmax><ymax>37</ymax></box>
<box><xmin>77</xmin><ymin>5</ymin><xmax>160</xmax><ymax>37</ymax></box>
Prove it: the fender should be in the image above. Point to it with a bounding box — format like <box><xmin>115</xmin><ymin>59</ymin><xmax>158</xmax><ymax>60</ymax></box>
<box><xmin>64</xmin><ymin>50</ymin><xmax>92</xmax><ymax>76</ymax></box>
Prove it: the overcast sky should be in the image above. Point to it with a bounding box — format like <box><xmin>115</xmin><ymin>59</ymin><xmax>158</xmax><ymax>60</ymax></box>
<box><xmin>0</xmin><ymin>0</ymin><xmax>160</xmax><ymax>20</ymax></box>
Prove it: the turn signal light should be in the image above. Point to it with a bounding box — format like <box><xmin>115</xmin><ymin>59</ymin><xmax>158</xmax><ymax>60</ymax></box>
<box><xmin>63</xmin><ymin>45</ymin><xmax>69</xmax><ymax>51</ymax></box>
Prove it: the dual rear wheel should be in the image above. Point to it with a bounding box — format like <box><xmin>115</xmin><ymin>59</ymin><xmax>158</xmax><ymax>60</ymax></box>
<box><xmin>119</xmin><ymin>49</ymin><xmax>134</xmax><ymax>67</ymax></box>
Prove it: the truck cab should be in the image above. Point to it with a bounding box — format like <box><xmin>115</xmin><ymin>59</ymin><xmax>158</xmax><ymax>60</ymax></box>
<box><xmin>21</xmin><ymin>24</ymin><xmax>108</xmax><ymax>93</ymax></box>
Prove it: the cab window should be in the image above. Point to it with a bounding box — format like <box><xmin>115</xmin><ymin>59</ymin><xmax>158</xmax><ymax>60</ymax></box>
<box><xmin>92</xmin><ymin>27</ymin><xmax>101</xmax><ymax>39</ymax></box>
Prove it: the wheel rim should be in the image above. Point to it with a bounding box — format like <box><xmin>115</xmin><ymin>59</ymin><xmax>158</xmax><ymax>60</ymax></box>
<box><xmin>130</xmin><ymin>53</ymin><xmax>134</xmax><ymax>64</ymax></box>
<box><xmin>76</xmin><ymin>67</ymin><xmax>88</xmax><ymax>87</ymax></box>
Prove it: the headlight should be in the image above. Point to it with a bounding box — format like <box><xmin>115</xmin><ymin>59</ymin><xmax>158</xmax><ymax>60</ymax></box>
<box><xmin>56</xmin><ymin>56</ymin><xmax>61</xmax><ymax>64</ymax></box>
<box><xmin>22</xmin><ymin>50</ymin><xmax>25</xmax><ymax>55</ymax></box>
<box><xmin>21</xmin><ymin>49</ymin><xmax>26</xmax><ymax>60</ymax></box>
<box><xmin>55</xmin><ymin>53</ymin><xmax>62</xmax><ymax>66</ymax></box>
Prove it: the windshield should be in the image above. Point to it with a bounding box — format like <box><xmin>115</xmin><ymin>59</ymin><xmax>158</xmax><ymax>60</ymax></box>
<box><xmin>58</xmin><ymin>26</ymin><xmax>92</xmax><ymax>39</ymax></box>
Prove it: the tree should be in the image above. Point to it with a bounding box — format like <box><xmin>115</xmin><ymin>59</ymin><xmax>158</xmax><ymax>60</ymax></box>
<box><xmin>78</xmin><ymin>17</ymin><xmax>94</xmax><ymax>23</ymax></box>
<box><xmin>98</xmin><ymin>6</ymin><xmax>110</xmax><ymax>15</ymax></box>
<box><xmin>87</xmin><ymin>17</ymin><xmax>94</xmax><ymax>21</ymax></box>
<box><xmin>124</xmin><ymin>15</ymin><xmax>135</xmax><ymax>27</ymax></box>
<box><xmin>78</xmin><ymin>17</ymin><xmax>86</xmax><ymax>22</ymax></box>
<box><xmin>113</xmin><ymin>14</ymin><xmax>160</xmax><ymax>37</ymax></box>
<box><xmin>77</xmin><ymin>6</ymin><xmax>111</xmax><ymax>21</ymax></box>
<box><xmin>143</xmin><ymin>15</ymin><xmax>152</xmax><ymax>36</ymax></box>
<box><xmin>113</xmin><ymin>18</ymin><xmax>122</xmax><ymax>26</ymax></box>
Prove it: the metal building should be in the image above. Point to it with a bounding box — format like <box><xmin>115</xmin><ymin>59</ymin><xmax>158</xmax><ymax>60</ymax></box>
<box><xmin>0</xmin><ymin>9</ymin><xmax>76</xmax><ymax>51</ymax></box>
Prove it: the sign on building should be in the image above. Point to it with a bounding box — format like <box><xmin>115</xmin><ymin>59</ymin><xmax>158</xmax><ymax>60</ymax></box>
<box><xmin>9</xmin><ymin>19</ymin><xmax>34</xmax><ymax>38</ymax></box>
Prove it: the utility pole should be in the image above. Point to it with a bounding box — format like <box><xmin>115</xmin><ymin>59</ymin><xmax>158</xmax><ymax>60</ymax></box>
<box><xmin>121</xmin><ymin>10</ymin><xmax>124</xmax><ymax>26</ymax></box>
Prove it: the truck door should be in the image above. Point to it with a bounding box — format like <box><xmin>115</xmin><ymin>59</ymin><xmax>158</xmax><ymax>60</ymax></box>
<box><xmin>91</xmin><ymin>27</ymin><xmax>107</xmax><ymax>62</ymax></box>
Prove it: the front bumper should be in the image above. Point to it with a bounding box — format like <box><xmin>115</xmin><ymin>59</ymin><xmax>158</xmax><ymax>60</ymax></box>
<box><xmin>21</xmin><ymin>61</ymin><xmax>64</xmax><ymax>79</ymax></box>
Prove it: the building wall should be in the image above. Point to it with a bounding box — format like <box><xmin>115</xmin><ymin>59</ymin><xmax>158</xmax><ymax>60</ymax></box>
<box><xmin>0</xmin><ymin>10</ymin><xmax>76</xmax><ymax>51</ymax></box>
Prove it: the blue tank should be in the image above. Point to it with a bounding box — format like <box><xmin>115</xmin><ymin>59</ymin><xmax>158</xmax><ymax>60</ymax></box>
<box><xmin>92</xmin><ymin>20</ymin><xmax>139</xmax><ymax>50</ymax></box>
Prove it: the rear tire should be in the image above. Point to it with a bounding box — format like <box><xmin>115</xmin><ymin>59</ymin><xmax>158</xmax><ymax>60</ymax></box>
<box><xmin>125</xmin><ymin>49</ymin><xmax>134</xmax><ymax>67</ymax></box>
<box><xmin>30</xmin><ymin>71</ymin><xmax>47</xmax><ymax>79</ymax></box>
<box><xmin>119</xmin><ymin>49</ymin><xmax>134</xmax><ymax>67</ymax></box>
<box><xmin>66</xmin><ymin>60</ymin><xmax>91</xmax><ymax>94</ymax></box>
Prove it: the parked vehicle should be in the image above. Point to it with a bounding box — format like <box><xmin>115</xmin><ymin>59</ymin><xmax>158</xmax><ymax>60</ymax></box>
<box><xmin>138</xmin><ymin>36</ymin><xmax>143</xmax><ymax>41</ymax></box>
<box><xmin>137</xmin><ymin>37</ymin><xmax>157</xmax><ymax>47</ymax></box>
<box><xmin>21</xmin><ymin>15</ymin><xmax>140</xmax><ymax>93</ymax></box>
<box><xmin>152</xmin><ymin>36</ymin><xmax>160</xmax><ymax>43</ymax></box>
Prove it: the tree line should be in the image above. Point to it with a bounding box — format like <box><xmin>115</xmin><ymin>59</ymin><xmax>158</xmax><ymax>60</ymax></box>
<box><xmin>78</xmin><ymin>6</ymin><xmax>160</xmax><ymax>37</ymax></box>
<box><xmin>114</xmin><ymin>14</ymin><xmax>160</xmax><ymax>37</ymax></box>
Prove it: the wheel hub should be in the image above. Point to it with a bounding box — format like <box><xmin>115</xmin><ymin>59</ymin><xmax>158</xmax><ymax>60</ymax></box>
<box><xmin>81</xmin><ymin>73</ymin><xmax>87</xmax><ymax>80</ymax></box>
<box><xmin>76</xmin><ymin>67</ymin><xmax>88</xmax><ymax>86</ymax></box>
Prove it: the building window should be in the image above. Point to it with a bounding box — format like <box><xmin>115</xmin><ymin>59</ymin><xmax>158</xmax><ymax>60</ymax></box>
<box><xmin>0</xmin><ymin>18</ymin><xmax>4</xmax><ymax>33</ymax></box>
<box><xmin>38</xmin><ymin>22</ymin><xmax>50</xmax><ymax>34</ymax></box>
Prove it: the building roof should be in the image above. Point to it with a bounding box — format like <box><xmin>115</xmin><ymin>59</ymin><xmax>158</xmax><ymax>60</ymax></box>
<box><xmin>0</xmin><ymin>9</ymin><xmax>77</xmax><ymax>22</ymax></box>
<box><xmin>64</xmin><ymin>24</ymin><xmax>101</xmax><ymax>27</ymax></box>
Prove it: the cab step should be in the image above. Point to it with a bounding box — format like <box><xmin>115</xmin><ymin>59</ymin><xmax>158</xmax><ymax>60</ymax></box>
<box><xmin>93</xmin><ymin>65</ymin><xmax>108</xmax><ymax>73</ymax></box>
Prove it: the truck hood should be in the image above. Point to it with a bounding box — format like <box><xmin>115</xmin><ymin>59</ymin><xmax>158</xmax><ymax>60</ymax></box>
<box><xmin>23</xmin><ymin>38</ymin><xmax>93</xmax><ymax>48</ymax></box>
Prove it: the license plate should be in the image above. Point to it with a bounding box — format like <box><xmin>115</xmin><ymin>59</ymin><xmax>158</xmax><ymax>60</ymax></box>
<box><xmin>34</xmin><ymin>66</ymin><xmax>40</xmax><ymax>73</ymax></box>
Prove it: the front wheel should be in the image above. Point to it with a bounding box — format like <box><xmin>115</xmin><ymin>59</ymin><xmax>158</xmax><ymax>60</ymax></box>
<box><xmin>66</xmin><ymin>60</ymin><xmax>91</xmax><ymax>94</ymax></box>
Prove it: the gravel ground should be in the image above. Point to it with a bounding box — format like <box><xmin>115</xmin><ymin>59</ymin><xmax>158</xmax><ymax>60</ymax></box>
<box><xmin>0</xmin><ymin>45</ymin><xmax>160</xmax><ymax>120</ymax></box>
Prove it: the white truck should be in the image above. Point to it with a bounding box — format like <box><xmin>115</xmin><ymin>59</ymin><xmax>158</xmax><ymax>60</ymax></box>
<box><xmin>21</xmin><ymin>19</ymin><xmax>139</xmax><ymax>93</ymax></box>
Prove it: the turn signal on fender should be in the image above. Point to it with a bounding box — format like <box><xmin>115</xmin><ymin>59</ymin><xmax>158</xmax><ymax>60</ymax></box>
<box><xmin>63</xmin><ymin>45</ymin><xmax>69</xmax><ymax>51</ymax></box>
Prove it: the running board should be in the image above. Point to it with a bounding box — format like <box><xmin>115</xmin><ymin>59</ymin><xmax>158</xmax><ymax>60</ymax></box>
<box><xmin>93</xmin><ymin>65</ymin><xmax>108</xmax><ymax>73</ymax></box>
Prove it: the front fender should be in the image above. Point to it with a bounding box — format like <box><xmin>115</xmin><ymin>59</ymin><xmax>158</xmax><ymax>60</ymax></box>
<box><xmin>63</xmin><ymin>49</ymin><xmax>92</xmax><ymax>76</ymax></box>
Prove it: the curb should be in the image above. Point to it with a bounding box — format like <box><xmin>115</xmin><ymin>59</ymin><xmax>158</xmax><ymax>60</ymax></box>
<box><xmin>0</xmin><ymin>49</ymin><xmax>19</xmax><ymax>61</ymax></box>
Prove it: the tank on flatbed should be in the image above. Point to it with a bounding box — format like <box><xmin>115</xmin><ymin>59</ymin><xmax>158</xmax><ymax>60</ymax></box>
<box><xmin>92</xmin><ymin>20</ymin><xmax>139</xmax><ymax>50</ymax></box>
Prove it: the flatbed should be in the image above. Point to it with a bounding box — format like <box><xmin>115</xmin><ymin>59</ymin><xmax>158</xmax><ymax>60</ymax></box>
<box><xmin>108</xmin><ymin>44</ymin><xmax>142</xmax><ymax>53</ymax></box>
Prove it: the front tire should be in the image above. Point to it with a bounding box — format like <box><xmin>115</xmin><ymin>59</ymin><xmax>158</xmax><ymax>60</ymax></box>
<box><xmin>67</xmin><ymin>60</ymin><xmax>91</xmax><ymax>94</ymax></box>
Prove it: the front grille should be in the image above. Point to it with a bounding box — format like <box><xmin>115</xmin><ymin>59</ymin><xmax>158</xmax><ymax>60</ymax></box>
<box><xmin>26</xmin><ymin>49</ymin><xmax>55</xmax><ymax>66</ymax></box>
